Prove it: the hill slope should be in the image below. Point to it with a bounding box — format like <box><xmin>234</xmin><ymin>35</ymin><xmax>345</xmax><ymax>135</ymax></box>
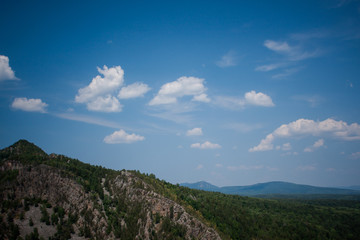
<box><xmin>1</xmin><ymin>140</ymin><xmax>360</xmax><ymax>240</ymax></box>
<box><xmin>0</xmin><ymin>140</ymin><xmax>220</xmax><ymax>240</ymax></box>
<box><xmin>181</xmin><ymin>181</ymin><xmax>360</xmax><ymax>196</ymax></box>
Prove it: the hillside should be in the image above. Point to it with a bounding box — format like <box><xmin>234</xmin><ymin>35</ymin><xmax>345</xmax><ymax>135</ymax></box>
<box><xmin>0</xmin><ymin>140</ymin><xmax>220</xmax><ymax>240</ymax></box>
<box><xmin>1</xmin><ymin>140</ymin><xmax>360</xmax><ymax>240</ymax></box>
<box><xmin>181</xmin><ymin>181</ymin><xmax>360</xmax><ymax>196</ymax></box>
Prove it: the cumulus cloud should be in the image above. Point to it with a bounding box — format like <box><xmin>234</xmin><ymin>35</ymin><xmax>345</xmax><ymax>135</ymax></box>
<box><xmin>75</xmin><ymin>65</ymin><xmax>124</xmax><ymax>103</ymax></box>
<box><xmin>244</xmin><ymin>90</ymin><xmax>275</xmax><ymax>107</ymax></box>
<box><xmin>191</xmin><ymin>141</ymin><xmax>221</xmax><ymax>149</ymax></box>
<box><xmin>104</xmin><ymin>129</ymin><xmax>145</xmax><ymax>144</ymax></box>
<box><xmin>86</xmin><ymin>95</ymin><xmax>123</xmax><ymax>112</ymax></box>
<box><xmin>11</xmin><ymin>97</ymin><xmax>48</xmax><ymax>113</ymax></box>
<box><xmin>304</xmin><ymin>139</ymin><xmax>325</xmax><ymax>152</ymax></box>
<box><xmin>276</xmin><ymin>142</ymin><xmax>292</xmax><ymax>151</ymax></box>
<box><xmin>216</xmin><ymin>51</ymin><xmax>237</xmax><ymax>68</ymax></box>
<box><xmin>192</xmin><ymin>93</ymin><xmax>210</xmax><ymax>103</ymax></box>
<box><xmin>149</xmin><ymin>76</ymin><xmax>209</xmax><ymax>105</ymax></box>
<box><xmin>215</xmin><ymin>91</ymin><xmax>274</xmax><ymax>110</ymax></box>
<box><xmin>186</xmin><ymin>127</ymin><xmax>203</xmax><ymax>136</ymax></box>
<box><xmin>0</xmin><ymin>55</ymin><xmax>18</xmax><ymax>81</ymax></box>
<box><xmin>250</xmin><ymin>118</ymin><xmax>360</xmax><ymax>152</ymax></box>
<box><xmin>118</xmin><ymin>82</ymin><xmax>151</xmax><ymax>99</ymax></box>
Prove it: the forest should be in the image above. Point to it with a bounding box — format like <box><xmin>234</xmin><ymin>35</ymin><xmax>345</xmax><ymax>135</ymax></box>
<box><xmin>1</xmin><ymin>140</ymin><xmax>360</xmax><ymax>240</ymax></box>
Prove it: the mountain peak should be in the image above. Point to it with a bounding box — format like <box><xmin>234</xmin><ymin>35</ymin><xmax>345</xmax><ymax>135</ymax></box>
<box><xmin>0</xmin><ymin>139</ymin><xmax>47</xmax><ymax>161</ymax></box>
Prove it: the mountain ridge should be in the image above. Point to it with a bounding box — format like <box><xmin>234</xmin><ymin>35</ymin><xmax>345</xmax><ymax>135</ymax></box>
<box><xmin>181</xmin><ymin>180</ymin><xmax>360</xmax><ymax>196</ymax></box>
<box><xmin>0</xmin><ymin>140</ymin><xmax>221</xmax><ymax>240</ymax></box>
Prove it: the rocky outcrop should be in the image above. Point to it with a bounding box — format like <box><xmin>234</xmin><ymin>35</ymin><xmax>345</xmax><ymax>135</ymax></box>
<box><xmin>1</xmin><ymin>157</ymin><xmax>221</xmax><ymax>240</ymax></box>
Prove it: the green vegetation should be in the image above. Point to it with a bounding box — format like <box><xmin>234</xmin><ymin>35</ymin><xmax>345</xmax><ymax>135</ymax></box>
<box><xmin>1</xmin><ymin>140</ymin><xmax>360</xmax><ymax>240</ymax></box>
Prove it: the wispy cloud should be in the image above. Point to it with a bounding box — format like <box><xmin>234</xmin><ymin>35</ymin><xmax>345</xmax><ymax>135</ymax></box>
<box><xmin>271</xmin><ymin>67</ymin><xmax>302</xmax><ymax>79</ymax></box>
<box><xmin>191</xmin><ymin>141</ymin><xmax>221</xmax><ymax>149</ymax></box>
<box><xmin>255</xmin><ymin>63</ymin><xmax>285</xmax><ymax>72</ymax></box>
<box><xmin>292</xmin><ymin>95</ymin><xmax>324</xmax><ymax>107</ymax></box>
<box><xmin>216</xmin><ymin>50</ymin><xmax>237</xmax><ymax>68</ymax></box>
<box><xmin>257</xmin><ymin>35</ymin><xmax>323</xmax><ymax>79</ymax></box>
<box><xmin>55</xmin><ymin>113</ymin><xmax>125</xmax><ymax>129</ymax></box>
<box><xmin>264</xmin><ymin>40</ymin><xmax>321</xmax><ymax>61</ymax></box>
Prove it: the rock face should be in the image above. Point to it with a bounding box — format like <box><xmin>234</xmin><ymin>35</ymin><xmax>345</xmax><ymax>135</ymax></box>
<box><xmin>0</xmin><ymin>140</ymin><xmax>222</xmax><ymax>240</ymax></box>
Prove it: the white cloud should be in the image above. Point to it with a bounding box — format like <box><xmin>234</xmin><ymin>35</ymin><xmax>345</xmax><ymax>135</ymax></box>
<box><xmin>55</xmin><ymin>113</ymin><xmax>123</xmax><ymax>129</ymax></box>
<box><xmin>149</xmin><ymin>76</ymin><xmax>209</xmax><ymax>105</ymax></box>
<box><xmin>75</xmin><ymin>65</ymin><xmax>124</xmax><ymax>104</ymax></box>
<box><xmin>244</xmin><ymin>90</ymin><xmax>275</xmax><ymax>107</ymax></box>
<box><xmin>0</xmin><ymin>55</ymin><xmax>18</xmax><ymax>81</ymax></box>
<box><xmin>304</xmin><ymin>139</ymin><xmax>325</xmax><ymax>152</ymax></box>
<box><xmin>215</xmin><ymin>163</ymin><xmax>223</xmax><ymax>168</ymax></box>
<box><xmin>186</xmin><ymin>127</ymin><xmax>203</xmax><ymax>136</ymax></box>
<box><xmin>264</xmin><ymin>40</ymin><xmax>320</xmax><ymax>61</ymax></box>
<box><xmin>118</xmin><ymin>82</ymin><xmax>151</xmax><ymax>99</ymax></box>
<box><xmin>264</xmin><ymin>40</ymin><xmax>291</xmax><ymax>53</ymax></box>
<box><xmin>86</xmin><ymin>95</ymin><xmax>123</xmax><ymax>112</ymax></box>
<box><xmin>11</xmin><ymin>97</ymin><xmax>48</xmax><ymax>113</ymax></box>
<box><xmin>215</xmin><ymin>91</ymin><xmax>274</xmax><ymax>110</ymax></box>
<box><xmin>250</xmin><ymin>118</ymin><xmax>360</xmax><ymax>152</ymax></box>
<box><xmin>216</xmin><ymin>50</ymin><xmax>237</xmax><ymax>68</ymax></box>
<box><xmin>104</xmin><ymin>129</ymin><xmax>145</xmax><ymax>144</ymax></box>
<box><xmin>276</xmin><ymin>142</ymin><xmax>292</xmax><ymax>151</ymax></box>
<box><xmin>192</xmin><ymin>93</ymin><xmax>210</xmax><ymax>103</ymax></box>
<box><xmin>191</xmin><ymin>141</ymin><xmax>221</xmax><ymax>149</ymax></box>
<box><xmin>255</xmin><ymin>63</ymin><xmax>284</xmax><ymax>72</ymax></box>
<box><xmin>292</xmin><ymin>95</ymin><xmax>323</xmax><ymax>107</ymax></box>
<box><xmin>271</xmin><ymin>67</ymin><xmax>301</xmax><ymax>79</ymax></box>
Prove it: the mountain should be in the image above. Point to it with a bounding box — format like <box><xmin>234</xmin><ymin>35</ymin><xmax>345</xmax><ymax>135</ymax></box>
<box><xmin>339</xmin><ymin>185</ymin><xmax>360</xmax><ymax>191</ymax></box>
<box><xmin>181</xmin><ymin>181</ymin><xmax>360</xmax><ymax>196</ymax></box>
<box><xmin>181</xmin><ymin>181</ymin><xmax>220</xmax><ymax>192</ymax></box>
<box><xmin>1</xmin><ymin>140</ymin><xmax>360</xmax><ymax>240</ymax></box>
<box><xmin>0</xmin><ymin>140</ymin><xmax>220</xmax><ymax>240</ymax></box>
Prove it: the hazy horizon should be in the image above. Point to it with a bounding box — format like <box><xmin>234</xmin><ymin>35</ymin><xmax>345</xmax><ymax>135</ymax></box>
<box><xmin>1</xmin><ymin>0</ymin><xmax>360</xmax><ymax>187</ymax></box>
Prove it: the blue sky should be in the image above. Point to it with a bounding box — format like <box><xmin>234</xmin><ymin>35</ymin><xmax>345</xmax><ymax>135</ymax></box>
<box><xmin>1</xmin><ymin>0</ymin><xmax>360</xmax><ymax>187</ymax></box>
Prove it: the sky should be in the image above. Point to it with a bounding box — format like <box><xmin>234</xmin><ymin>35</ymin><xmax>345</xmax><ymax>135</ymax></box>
<box><xmin>1</xmin><ymin>0</ymin><xmax>360</xmax><ymax>187</ymax></box>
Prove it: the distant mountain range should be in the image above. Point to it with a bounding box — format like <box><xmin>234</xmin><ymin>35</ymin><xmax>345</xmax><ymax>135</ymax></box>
<box><xmin>180</xmin><ymin>181</ymin><xmax>360</xmax><ymax>196</ymax></box>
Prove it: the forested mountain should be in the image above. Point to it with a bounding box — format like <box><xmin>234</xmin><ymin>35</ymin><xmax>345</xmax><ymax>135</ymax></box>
<box><xmin>1</xmin><ymin>140</ymin><xmax>360</xmax><ymax>240</ymax></box>
<box><xmin>181</xmin><ymin>181</ymin><xmax>360</xmax><ymax>196</ymax></box>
